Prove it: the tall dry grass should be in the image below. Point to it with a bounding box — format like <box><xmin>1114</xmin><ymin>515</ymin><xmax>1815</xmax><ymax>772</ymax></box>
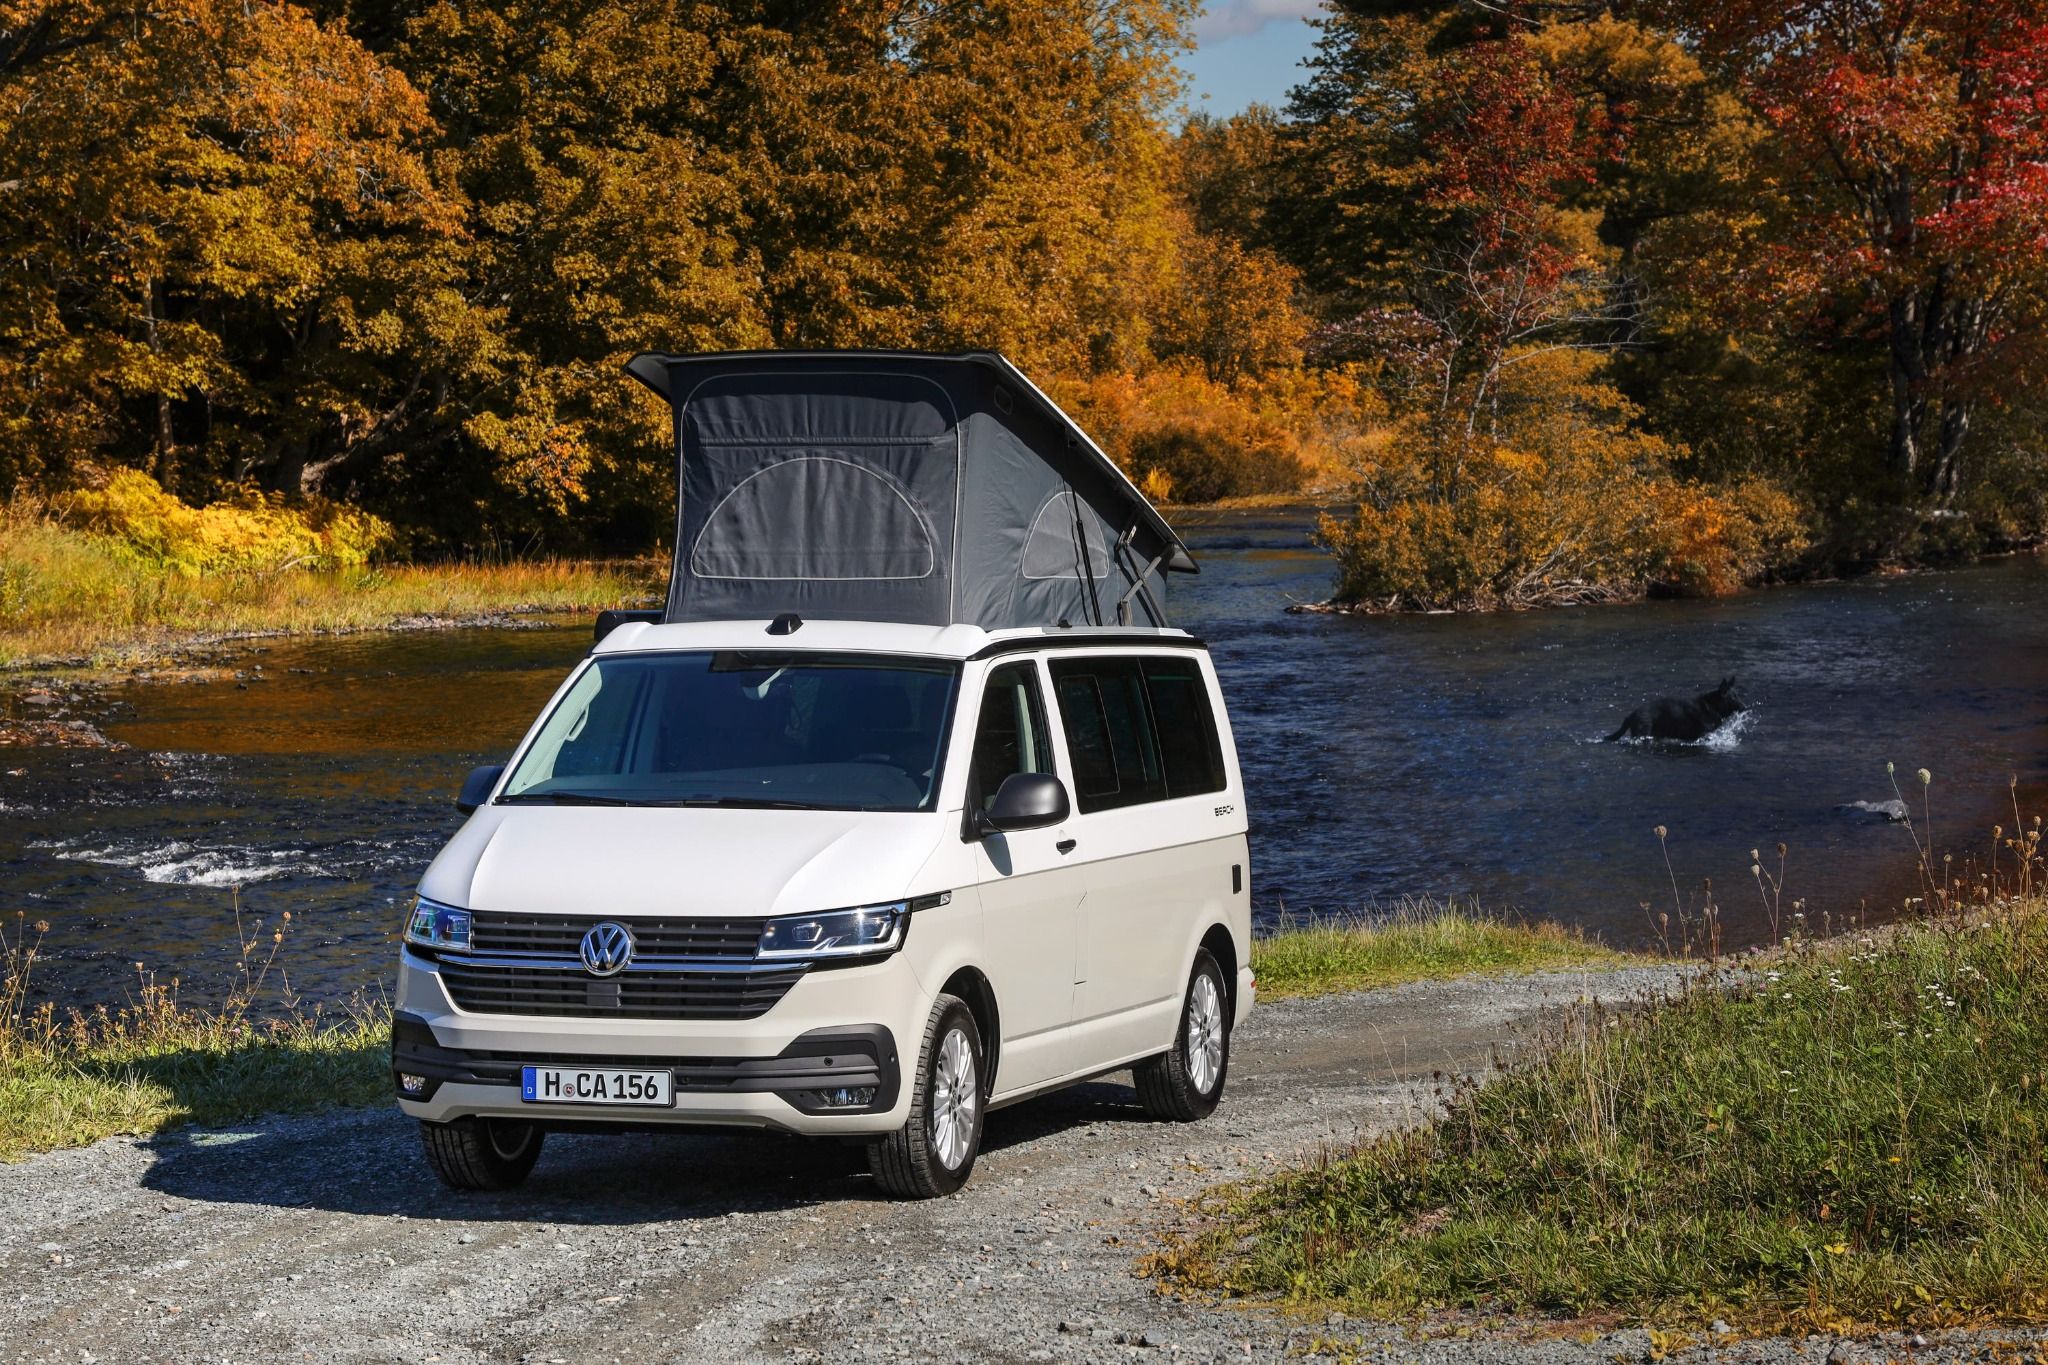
<box><xmin>0</xmin><ymin>499</ymin><xmax>657</xmax><ymax>668</ymax></box>
<box><xmin>1252</xmin><ymin>899</ymin><xmax>1626</xmax><ymax>1002</ymax></box>
<box><xmin>0</xmin><ymin>902</ymin><xmax>388</xmax><ymax>1161</ymax></box>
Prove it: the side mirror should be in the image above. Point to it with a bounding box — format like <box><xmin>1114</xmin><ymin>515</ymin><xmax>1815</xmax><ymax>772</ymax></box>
<box><xmin>456</xmin><ymin>764</ymin><xmax>504</xmax><ymax>815</ymax></box>
<box><xmin>973</xmin><ymin>772</ymin><xmax>1070</xmax><ymax>837</ymax></box>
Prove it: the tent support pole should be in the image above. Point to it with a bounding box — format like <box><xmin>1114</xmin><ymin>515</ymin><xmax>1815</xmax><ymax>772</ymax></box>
<box><xmin>1115</xmin><ymin>538</ymin><xmax>1168</xmax><ymax>627</ymax></box>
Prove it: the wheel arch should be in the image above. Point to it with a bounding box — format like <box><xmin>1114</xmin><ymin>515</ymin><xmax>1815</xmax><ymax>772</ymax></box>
<box><xmin>1198</xmin><ymin>921</ymin><xmax>1239</xmax><ymax>1021</ymax></box>
<box><xmin>939</xmin><ymin>965</ymin><xmax>1001</xmax><ymax>1098</ymax></box>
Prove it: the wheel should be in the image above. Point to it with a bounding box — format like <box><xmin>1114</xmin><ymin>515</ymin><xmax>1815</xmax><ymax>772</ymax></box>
<box><xmin>1135</xmin><ymin>950</ymin><xmax>1230</xmax><ymax>1122</ymax></box>
<box><xmin>419</xmin><ymin>1116</ymin><xmax>545</xmax><ymax>1191</ymax></box>
<box><xmin>868</xmin><ymin>994</ymin><xmax>985</xmax><ymax>1199</ymax></box>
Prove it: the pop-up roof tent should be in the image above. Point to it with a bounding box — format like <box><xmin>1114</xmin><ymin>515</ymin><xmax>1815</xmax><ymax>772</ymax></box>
<box><xmin>623</xmin><ymin>350</ymin><xmax>1196</xmax><ymax>630</ymax></box>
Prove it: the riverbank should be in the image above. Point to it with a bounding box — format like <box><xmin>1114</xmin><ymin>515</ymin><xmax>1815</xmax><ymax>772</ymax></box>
<box><xmin>0</xmin><ymin>915</ymin><xmax>387</xmax><ymax>1162</ymax></box>
<box><xmin>1250</xmin><ymin>905</ymin><xmax>1627</xmax><ymax>1001</ymax></box>
<box><xmin>1287</xmin><ymin>537</ymin><xmax>2048</xmax><ymax>617</ymax></box>
<box><xmin>0</xmin><ymin>909</ymin><xmax>1616</xmax><ymax>1162</ymax></box>
<box><xmin>0</xmin><ymin>510</ymin><xmax>657</xmax><ymax>673</ymax></box>
<box><xmin>1155</xmin><ymin>894</ymin><xmax>2048</xmax><ymax>1336</ymax></box>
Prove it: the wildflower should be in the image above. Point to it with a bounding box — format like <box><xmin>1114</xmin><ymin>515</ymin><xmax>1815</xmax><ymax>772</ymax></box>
<box><xmin>1655</xmin><ymin>825</ymin><xmax>1668</xmax><ymax>840</ymax></box>
<box><xmin>1826</xmin><ymin>1242</ymin><xmax>1848</xmax><ymax>1255</ymax></box>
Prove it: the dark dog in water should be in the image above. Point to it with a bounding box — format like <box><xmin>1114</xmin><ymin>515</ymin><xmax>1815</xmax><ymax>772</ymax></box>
<box><xmin>1608</xmin><ymin>676</ymin><xmax>1746</xmax><ymax>742</ymax></box>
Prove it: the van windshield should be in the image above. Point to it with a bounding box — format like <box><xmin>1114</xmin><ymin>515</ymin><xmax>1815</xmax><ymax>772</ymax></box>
<box><xmin>499</xmin><ymin>651</ymin><xmax>960</xmax><ymax>812</ymax></box>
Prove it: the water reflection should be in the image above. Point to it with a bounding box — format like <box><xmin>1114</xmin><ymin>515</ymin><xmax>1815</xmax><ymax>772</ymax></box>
<box><xmin>5</xmin><ymin>511</ymin><xmax>2047</xmax><ymax>1007</ymax></box>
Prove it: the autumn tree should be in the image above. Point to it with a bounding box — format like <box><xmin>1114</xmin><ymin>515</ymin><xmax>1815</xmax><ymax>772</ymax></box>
<box><xmin>0</xmin><ymin>0</ymin><xmax>451</xmax><ymax>497</ymax></box>
<box><xmin>1635</xmin><ymin>0</ymin><xmax>2048</xmax><ymax>508</ymax></box>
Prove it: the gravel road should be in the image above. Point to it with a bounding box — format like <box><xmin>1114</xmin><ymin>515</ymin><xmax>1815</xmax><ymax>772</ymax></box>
<box><xmin>2</xmin><ymin>966</ymin><xmax>2036</xmax><ymax>1364</ymax></box>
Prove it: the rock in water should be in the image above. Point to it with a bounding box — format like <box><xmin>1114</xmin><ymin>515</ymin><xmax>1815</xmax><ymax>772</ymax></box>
<box><xmin>1836</xmin><ymin>799</ymin><xmax>1908</xmax><ymax>822</ymax></box>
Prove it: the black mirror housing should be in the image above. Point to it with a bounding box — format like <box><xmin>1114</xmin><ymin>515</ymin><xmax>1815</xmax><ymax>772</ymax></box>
<box><xmin>456</xmin><ymin>764</ymin><xmax>505</xmax><ymax>815</ymax></box>
<box><xmin>976</xmin><ymin>772</ymin><xmax>1070</xmax><ymax>835</ymax></box>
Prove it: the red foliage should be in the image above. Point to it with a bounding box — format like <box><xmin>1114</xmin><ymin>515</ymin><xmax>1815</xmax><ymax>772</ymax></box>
<box><xmin>1646</xmin><ymin>0</ymin><xmax>2048</xmax><ymax>496</ymax></box>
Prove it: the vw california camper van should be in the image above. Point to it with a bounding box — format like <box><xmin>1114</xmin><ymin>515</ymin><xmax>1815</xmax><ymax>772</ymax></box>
<box><xmin>391</xmin><ymin>353</ymin><xmax>1252</xmax><ymax>1198</ymax></box>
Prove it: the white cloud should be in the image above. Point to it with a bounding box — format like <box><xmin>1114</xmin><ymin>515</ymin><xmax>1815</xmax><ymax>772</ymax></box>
<box><xmin>1191</xmin><ymin>0</ymin><xmax>1326</xmax><ymax>44</ymax></box>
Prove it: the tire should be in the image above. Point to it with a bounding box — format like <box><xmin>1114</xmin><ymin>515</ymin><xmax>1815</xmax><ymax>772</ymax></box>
<box><xmin>868</xmin><ymin>994</ymin><xmax>985</xmax><ymax>1199</ymax></box>
<box><xmin>1135</xmin><ymin>949</ymin><xmax>1230</xmax><ymax>1122</ymax></box>
<box><xmin>419</xmin><ymin>1116</ymin><xmax>545</xmax><ymax>1191</ymax></box>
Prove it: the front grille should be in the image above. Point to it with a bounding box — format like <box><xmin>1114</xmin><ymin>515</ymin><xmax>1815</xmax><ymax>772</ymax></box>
<box><xmin>470</xmin><ymin>911</ymin><xmax>762</xmax><ymax>960</ymax></box>
<box><xmin>441</xmin><ymin>912</ymin><xmax>795</xmax><ymax>1020</ymax></box>
<box><xmin>439</xmin><ymin>959</ymin><xmax>805</xmax><ymax>1021</ymax></box>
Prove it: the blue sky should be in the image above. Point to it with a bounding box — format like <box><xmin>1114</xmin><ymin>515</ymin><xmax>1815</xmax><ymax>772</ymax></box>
<box><xmin>1179</xmin><ymin>0</ymin><xmax>1327</xmax><ymax>120</ymax></box>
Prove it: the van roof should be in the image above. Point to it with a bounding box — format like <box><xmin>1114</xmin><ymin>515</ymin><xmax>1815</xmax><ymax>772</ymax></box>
<box><xmin>592</xmin><ymin>618</ymin><xmax>1205</xmax><ymax>662</ymax></box>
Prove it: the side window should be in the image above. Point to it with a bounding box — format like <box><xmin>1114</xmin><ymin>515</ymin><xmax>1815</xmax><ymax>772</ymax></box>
<box><xmin>1049</xmin><ymin>655</ymin><xmax>1224</xmax><ymax>814</ymax></box>
<box><xmin>969</xmin><ymin>662</ymin><xmax>1051</xmax><ymax>810</ymax></box>
<box><xmin>1141</xmin><ymin>657</ymin><xmax>1225</xmax><ymax>798</ymax></box>
<box><xmin>1049</xmin><ymin>658</ymin><xmax>1165</xmax><ymax>813</ymax></box>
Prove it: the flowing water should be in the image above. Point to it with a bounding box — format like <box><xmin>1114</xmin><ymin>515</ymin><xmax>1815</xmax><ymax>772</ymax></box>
<box><xmin>6</xmin><ymin>508</ymin><xmax>2048</xmax><ymax>1008</ymax></box>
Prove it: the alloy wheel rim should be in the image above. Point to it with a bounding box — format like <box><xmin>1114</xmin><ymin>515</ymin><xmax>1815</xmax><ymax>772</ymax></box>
<box><xmin>929</xmin><ymin>1026</ymin><xmax>978</xmax><ymax>1170</ymax></box>
<box><xmin>1186</xmin><ymin>974</ymin><xmax>1224</xmax><ymax>1094</ymax></box>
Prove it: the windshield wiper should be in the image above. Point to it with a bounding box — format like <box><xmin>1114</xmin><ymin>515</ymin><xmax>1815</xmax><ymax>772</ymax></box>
<box><xmin>659</xmin><ymin>796</ymin><xmax>817</xmax><ymax>810</ymax></box>
<box><xmin>498</xmin><ymin>791</ymin><xmax>642</xmax><ymax>806</ymax></box>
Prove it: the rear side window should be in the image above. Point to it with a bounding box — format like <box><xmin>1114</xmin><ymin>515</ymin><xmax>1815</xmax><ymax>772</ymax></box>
<box><xmin>1049</xmin><ymin>655</ymin><xmax>1225</xmax><ymax>813</ymax></box>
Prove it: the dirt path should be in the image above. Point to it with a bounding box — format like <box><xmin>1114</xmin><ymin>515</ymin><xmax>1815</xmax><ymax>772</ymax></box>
<box><xmin>0</xmin><ymin>966</ymin><xmax>2030</xmax><ymax>1364</ymax></box>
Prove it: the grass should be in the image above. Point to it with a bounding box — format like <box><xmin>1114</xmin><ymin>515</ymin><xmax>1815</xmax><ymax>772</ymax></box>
<box><xmin>1158</xmin><ymin>888</ymin><xmax>2048</xmax><ymax>1334</ymax></box>
<box><xmin>1252</xmin><ymin>902</ymin><xmax>1629</xmax><ymax>1002</ymax></box>
<box><xmin>0</xmin><ymin>503</ymin><xmax>658</xmax><ymax>670</ymax></box>
<box><xmin>0</xmin><ymin>911</ymin><xmax>389</xmax><ymax>1161</ymax></box>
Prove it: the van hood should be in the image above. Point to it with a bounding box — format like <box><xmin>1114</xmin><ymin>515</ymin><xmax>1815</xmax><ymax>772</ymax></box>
<box><xmin>419</xmin><ymin>805</ymin><xmax>948</xmax><ymax>920</ymax></box>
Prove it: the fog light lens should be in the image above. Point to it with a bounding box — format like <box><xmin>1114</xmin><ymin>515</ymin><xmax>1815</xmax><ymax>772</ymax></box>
<box><xmin>399</xmin><ymin>1073</ymin><xmax>427</xmax><ymax>1095</ymax></box>
<box><xmin>819</xmin><ymin>1086</ymin><xmax>877</xmax><ymax>1108</ymax></box>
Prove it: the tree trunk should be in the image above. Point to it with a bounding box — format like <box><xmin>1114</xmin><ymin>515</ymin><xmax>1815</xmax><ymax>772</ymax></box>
<box><xmin>145</xmin><ymin>276</ymin><xmax>176</xmax><ymax>489</ymax></box>
<box><xmin>1927</xmin><ymin>398</ymin><xmax>1972</xmax><ymax>505</ymax></box>
<box><xmin>1886</xmin><ymin>292</ymin><xmax>1925</xmax><ymax>489</ymax></box>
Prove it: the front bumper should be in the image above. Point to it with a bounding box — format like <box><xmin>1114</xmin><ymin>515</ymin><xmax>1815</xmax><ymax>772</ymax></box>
<box><xmin>392</xmin><ymin>947</ymin><xmax>925</xmax><ymax>1135</ymax></box>
<box><xmin>392</xmin><ymin>1011</ymin><xmax>898</xmax><ymax>1125</ymax></box>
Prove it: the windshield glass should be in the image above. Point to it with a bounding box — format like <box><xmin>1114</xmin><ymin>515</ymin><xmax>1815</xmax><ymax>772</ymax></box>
<box><xmin>501</xmin><ymin>651</ymin><xmax>960</xmax><ymax>811</ymax></box>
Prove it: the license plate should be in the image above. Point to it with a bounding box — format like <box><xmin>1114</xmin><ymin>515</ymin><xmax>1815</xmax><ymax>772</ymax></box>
<box><xmin>520</xmin><ymin>1065</ymin><xmax>672</xmax><ymax>1107</ymax></box>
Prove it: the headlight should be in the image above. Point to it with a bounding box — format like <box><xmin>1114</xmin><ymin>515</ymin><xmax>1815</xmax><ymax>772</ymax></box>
<box><xmin>405</xmin><ymin>895</ymin><xmax>473</xmax><ymax>952</ymax></box>
<box><xmin>757</xmin><ymin>902</ymin><xmax>908</xmax><ymax>960</ymax></box>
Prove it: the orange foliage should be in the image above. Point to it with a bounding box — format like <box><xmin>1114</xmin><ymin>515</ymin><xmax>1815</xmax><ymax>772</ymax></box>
<box><xmin>1052</xmin><ymin>366</ymin><xmax>1383</xmax><ymax>504</ymax></box>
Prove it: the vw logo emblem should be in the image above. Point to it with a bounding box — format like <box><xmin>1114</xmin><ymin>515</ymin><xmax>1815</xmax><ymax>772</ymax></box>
<box><xmin>579</xmin><ymin>921</ymin><xmax>634</xmax><ymax>977</ymax></box>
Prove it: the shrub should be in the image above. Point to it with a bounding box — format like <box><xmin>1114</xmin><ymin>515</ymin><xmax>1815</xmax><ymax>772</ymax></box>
<box><xmin>1651</xmin><ymin>476</ymin><xmax>1811</xmax><ymax>596</ymax></box>
<box><xmin>59</xmin><ymin>467</ymin><xmax>393</xmax><ymax>577</ymax></box>
<box><xmin>1318</xmin><ymin>352</ymin><xmax>1806</xmax><ymax>609</ymax></box>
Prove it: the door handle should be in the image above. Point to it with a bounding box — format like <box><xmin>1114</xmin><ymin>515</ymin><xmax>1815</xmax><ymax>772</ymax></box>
<box><xmin>1056</xmin><ymin>838</ymin><xmax>1077</xmax><ymax>855</ymax></box>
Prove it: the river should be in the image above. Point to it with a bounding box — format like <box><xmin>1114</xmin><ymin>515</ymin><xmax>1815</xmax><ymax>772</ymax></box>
<box><xmin>6</xmin><ymin>507</ymin><xmax>2047</xmax><ymax>1007</ymax></box>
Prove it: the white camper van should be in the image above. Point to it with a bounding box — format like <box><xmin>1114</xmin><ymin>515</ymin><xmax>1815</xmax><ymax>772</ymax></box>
<box><xmin>392</xmin><ymin>353</ymin><xmax>1252</xmax><ymax>1198</ymax></box>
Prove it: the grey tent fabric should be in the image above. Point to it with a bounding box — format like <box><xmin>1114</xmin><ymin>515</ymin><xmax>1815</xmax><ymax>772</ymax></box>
<box><xmin>624</xmin><ymin>351</ymin><xmax>1196</xmax><ymax>629</ymax></box>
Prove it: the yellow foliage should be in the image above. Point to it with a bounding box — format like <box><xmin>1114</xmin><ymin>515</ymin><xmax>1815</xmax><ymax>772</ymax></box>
<box><xmin>1318</xmin><ymin>351</ymin><xmax>1802</xmax><ymax>608</ymax></box>
<box><xmin>58</xmin><ymin>468</ymin><xmax>392</xmax><ymax>577</ymax></box>
<box><xmin>1652</xmin><ymin>477</ymin><xmax>1811</xmax><ymax>596</ymax></box>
